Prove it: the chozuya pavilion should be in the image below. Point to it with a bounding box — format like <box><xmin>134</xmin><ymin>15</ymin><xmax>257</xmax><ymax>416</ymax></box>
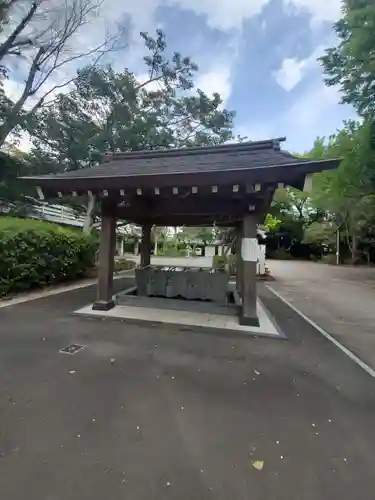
<box><xmin>22</xmin><ymin>138</ymin><xmax>340</xmax><ymax>329</ymax></box>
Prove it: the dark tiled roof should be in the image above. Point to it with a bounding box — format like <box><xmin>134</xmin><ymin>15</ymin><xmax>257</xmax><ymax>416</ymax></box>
<box><xmin>22</xmin><ymin>139</ymin><xmax>315</xmax><ymax>181</ymax></box>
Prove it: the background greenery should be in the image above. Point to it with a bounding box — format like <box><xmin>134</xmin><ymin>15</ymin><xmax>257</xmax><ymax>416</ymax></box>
<box><xmin>1</xmin><ymin>1</ymin><xmax>375</xmax><ymax>265</ymax></box>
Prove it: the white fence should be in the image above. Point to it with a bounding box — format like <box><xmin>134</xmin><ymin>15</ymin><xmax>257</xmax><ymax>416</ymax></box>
<box><xmin>29</xmin><ymin>203</ymin><xmax>132</xmax><ymax>242</ymax></box>
<box><xmin>30</xmin><ymin>203</ymin><xmax>86</xmax><ymax>227</ymax></box>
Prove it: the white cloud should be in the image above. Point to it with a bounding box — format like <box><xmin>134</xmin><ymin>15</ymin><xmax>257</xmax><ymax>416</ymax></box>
<box><xmin>235</xmin><ymin>123</ymin><xmax>273</xmax><ymax>142</ymax></box>
<box><xmin>98</xmin><ymin>0</ymin><xmax>272</xmax><ymax>35</ymax></box>
<box><xmin>196</xmin><ymin>66</ymin><xmax>232</xmax><ymax>104</ymax></box>
<box><xmin>274</xmin><ymin>45</ymin><xmax>326</xmax><ymax>91</ymax></box>
<box><xmin>2</xmin><ymin>79</ymin><xmax>23</xmax><ymax>103</ymax></box>
<box><xmin>286</xmin><ymin>83</ymin><xmax>341</xmax><ymax>131</ymax></box>
<box><xmin>166</xmin><ymin>0</ymin><xmax>269</xmax><ymax>31</ymax></box>
<box><xmin>274</xmin><ymin>58</ymin><xmax>306</xmax><ymax>92</ymax></box>
<box><xmin>237</xmin><ymin>79</ymin><xmax>356</xmax><ymax>153</ymax></box>
<box><xmin>284</xmin><ymin>0</ymin><xmax>343</xmax><ymax>24</ymax></box>
<box><xmin>282</xmin><ymin>80</ymin><xmax>356</xmax><ymax>151</ymax></box>
<box><xmin>112</xmin><ymin>0</ymin><xmax>343</xmax><ymax>35</ymax></box>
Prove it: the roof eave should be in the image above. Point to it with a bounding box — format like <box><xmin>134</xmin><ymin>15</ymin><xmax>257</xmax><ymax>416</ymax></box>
<box><xmin>19</xmin><ymin>157</ymin><xmax>341</xmax><ymax>187</ymax></box>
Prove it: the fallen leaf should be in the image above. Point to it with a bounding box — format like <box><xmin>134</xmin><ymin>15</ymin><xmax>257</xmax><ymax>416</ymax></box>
<box><xmin>68</xmin><ymin>370</ymin><xmax>76</xmax><ymax>374</ymax></box>
<box><xmin>253</xmin><ymin>369</ymin><xmax>260</xmax><ymax>376</ymax></box>
<box><xmin>252</xmin><ymin>460</ymin><xmax>264</xmax><ymax>471</ymax></box>
<box><xmin>110</xmin><ymin>358</ymin><xmax>116</xmax><ymax>364</ymax></box>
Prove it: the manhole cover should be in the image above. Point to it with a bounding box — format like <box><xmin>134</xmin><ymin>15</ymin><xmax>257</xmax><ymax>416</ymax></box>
<box><xmin>59</xmin><ymin>344</ymin><xmax>84</xmax><ymax>355</ymax></box>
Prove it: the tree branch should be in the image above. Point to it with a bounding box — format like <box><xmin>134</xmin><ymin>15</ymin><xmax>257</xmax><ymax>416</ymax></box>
<box><xmin>0</xmin><ymin>1</ymin><xmax>39</xmax><ymax>62</ymax></box>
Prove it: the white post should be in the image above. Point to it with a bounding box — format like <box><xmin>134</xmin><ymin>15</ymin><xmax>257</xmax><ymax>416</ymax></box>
<box><xmin>154</xmin><ymin>236</ymin><xmax>158</xmax><ymax>256</ymax></box>
<box><xmin>257</xmin><ymin>244</ymin><xmax>266</xmax><ymax>275</ymax></box>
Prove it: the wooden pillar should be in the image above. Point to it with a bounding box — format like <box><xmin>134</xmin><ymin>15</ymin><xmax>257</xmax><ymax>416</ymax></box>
<box><xmin>236</xmin><ymin>225</ymin><xmax>243</xmax><ymax>296</ymax></box>
<box><xmin>140</xmin><ymin>222</ymin><xmax>152</xmax><ymax>267</ymax></box>
<box><xmin>92</xmin><ymin>204</ymin><xmax>117</xmax><ymax>311</ymax></box>
<box><xmin>239</xmin><ymin>215</ymin><xmax>259</xmax><ymax>326</ymax></box>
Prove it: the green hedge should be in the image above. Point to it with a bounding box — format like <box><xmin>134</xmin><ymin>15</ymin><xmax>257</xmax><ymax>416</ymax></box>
<box><xmin>212</xmin><ymin>254</ymin><xmax>236</xmax><ymax>275</ymax></box>
<box><xmin>212</xmin><ymin>255</ymin><xmax>227</xmax><ymax>270</ymax></box>
<box><xmin>114</xmin><ymin>258</ymin><xmax>137</xmax><ymax>272</ymax></box>
<box><xmin>156</xmin><ymin>248</ymin><xmax>186</xmax><ymax>257</ymax></box>
<box><xmin>0</xmin><ymin>217</ymin><xmax>98</xmax><ymax>296</ymax></box>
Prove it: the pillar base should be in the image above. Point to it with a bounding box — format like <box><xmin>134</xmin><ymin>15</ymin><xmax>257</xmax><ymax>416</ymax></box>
<box><xmin>92</xmin><ymin>299</ymin><xmax>115</xmax><ymax>311</ymax></box>
<box><xmin>239</xmin><ymin>314</ymin><xmax>260</xmax><ymax>327</ymax></box>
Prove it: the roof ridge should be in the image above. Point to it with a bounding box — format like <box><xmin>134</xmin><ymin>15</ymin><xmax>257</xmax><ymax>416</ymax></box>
<box><xmin>280</xmin><ymin>150</ymin><xmax>311</xmax><ymax>162</ymax></box>
<box><xmin>101</xmin><ymin>138</ymin><xmax>286</xmax><ymax>163</ymax></box>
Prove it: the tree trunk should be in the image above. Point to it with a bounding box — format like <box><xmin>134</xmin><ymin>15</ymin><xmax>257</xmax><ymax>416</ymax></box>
<box><xmin>0</xmin><ymin>112</ymin><xmax>22</xmax><ymax>147</ymax></box>
<box><xmin>0</xmin><ymin>46</ymin><xmax>44</xmax><ymax>147</ymax></box>
<box><xmin>83</xmin><ymin>193</ymin><xmax>96</xmax><ymax>234</ymax></box>
<box><xmin>351</xmin><ymin>234</ymin><xmax>358</xmax><ymax>263</ymax></box>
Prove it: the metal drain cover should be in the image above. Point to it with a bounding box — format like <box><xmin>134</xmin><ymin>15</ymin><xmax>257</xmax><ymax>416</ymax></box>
<box><xmin>59</xmin><ymin>344</ymin><xmax>84</xmax><ymax>355</ymax></box>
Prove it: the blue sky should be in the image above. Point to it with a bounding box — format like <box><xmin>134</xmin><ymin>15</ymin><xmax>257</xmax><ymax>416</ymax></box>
<box><xmin>4</xmin><ymin>0</ymin><xmax>356</xmax><ymax>154</ymax></box>
<box><xmin>117</xmin><ymin>0</ymin><xmax>354</xmax><ymax>153</ymax></box>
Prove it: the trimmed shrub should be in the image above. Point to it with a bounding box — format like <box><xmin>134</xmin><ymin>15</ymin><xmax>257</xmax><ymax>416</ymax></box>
<box><xmin>114</xmin><ymin>258</ymin><xmax>136</xmax><ymax>272</ymax></box>
<box><xmin>227</xmin><ymin>254</ymin><xmax>236</xmax><ymax>275</ymax></box>
<box><xmin>0</xmin><ymin>217</ymin><xmax>98</xmax><ymax>296</ymax></box>
<box><xmin>212</xmin><ymin>255</ymin><xmax>227</xmax><ymax>270</ymax></box>
<box><xmin>266</xmin><ymin>248</ymin><xmax>293</xmax><ymax>260</ymax></box>
<box><xmin>156</xmin><ymin>247</ymin><xmax>186</xmax><ymax>257</ymax></box>
<box><xmin>320</xmin><ymin>254</ymin><xmax>338</xmax><ymax>265</ymax></box>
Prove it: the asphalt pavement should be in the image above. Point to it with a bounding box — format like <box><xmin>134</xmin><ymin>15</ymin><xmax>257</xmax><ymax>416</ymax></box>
<box><xmin>0</xmin><ymin>277</ymin><xmax>374</xmax><ymax>500</ymax></box>
<box><xmin>268</xmin><ymin>259</ymin><xmax>375</xmax><ymax>371</ymax></box>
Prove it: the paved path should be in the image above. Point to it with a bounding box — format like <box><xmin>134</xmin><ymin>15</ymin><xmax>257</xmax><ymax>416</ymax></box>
<box><xmin>268</xmin><ymin>260</ymin><xmax>375</xmax><ymax>371</ymax></box>
<box><xmin>0</xmin><ymin>278</ymin><xmax>375</xmax><ymax>499</ymax></box>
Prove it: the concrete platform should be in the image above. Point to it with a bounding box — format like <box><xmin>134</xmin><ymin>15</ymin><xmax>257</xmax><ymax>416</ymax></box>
<box><xmin>75</xmin><ymin>298</ymin><xmax>284</xmax><ymax>338</ymax></box>
<box><xmin>115</xmin><ymin>286</ymin><xmax>239</xmax><ymax>316</ymax></box>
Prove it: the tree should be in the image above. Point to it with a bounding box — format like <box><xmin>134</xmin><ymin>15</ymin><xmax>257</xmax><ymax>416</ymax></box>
<box><xmin>262</xmin><ymin>214</ymin><xmax>282</xmax><ymax>233</ymax></box>
<box><xmin>178</xmin><ymin>227</ymin><xmax>214</xmax><ymax>245</ymax></box>
<box><xmin>272</xmin><ymin>187</ymin><xmax>311</xmax><ymax>221</ymax></box>
<box><xmin>27</xmin><ymin>30</ymin><xmax>236</xmax><ymax>232</ymax></box>
<box><xmin>320</xmin><ymin>0</ymin><xmax>375</xmax><ymax>117</ymax></box>
<box><xmin>0</xmin><ymin>1</ymin><xmax>39</xmax><ymax>65</ymax></box>
<box><xmin>303</xmin><ymin>221</ymin><xmax>337</xmax><ymax>249</ymax></box>
<box><xmin>0</xmin><ymin>0</ymin><xmax>125</xmax><ymax>147</ymax></box>
<box><xmin>311</xmin><ymin>120</ymin><xmax>375</xmax><ymax>262</ymax></box>
<box><xmin>0</xmin><ymin>146</ymin><xmax>65</xmax><ymax>219</ymax></box>
<box><xmin>29</xmin><ymin>30</ymin><xmax>235</xmax><ymax>165</ymax></box>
